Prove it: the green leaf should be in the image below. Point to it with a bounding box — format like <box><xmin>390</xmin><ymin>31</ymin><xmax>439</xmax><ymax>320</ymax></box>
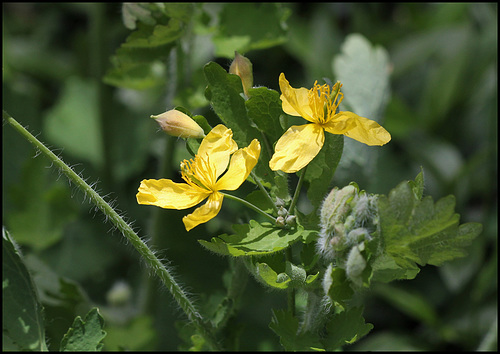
<box><xmin>198</xmin><ymin>220</ymin><xmax>312</xmax><ymax>256</ymax></box>
<box><xmin>6</xmin><ymin>157</ymin><xmax>78</xmax><ymax>251</ymax></box>
<box><xmin>246</xmin><ymin>86</ymin><xmax>285</xmax><ymax>145</ymax></box>
<box><xmin>103</xmin><ymin>315</ymin><xmax>157</xmax><ymax>351</ymax></box>
<box><xmin>332</xmin><ymin>34</ymin><xmax>391</xmax><ymax>184</ymax></box>
<box><xmin>44</xmin><ymin>77</ymin><xmax>103</xmax><ymax>167</ymax></box>
<box><xmin>324</xmin><ymin>267</ymin><xmax>354</xmax><ymax>308</ymax></box>
<box><xmin>372</xmin><ymin>283</ymin><xmax>438</xmax><ymax>327</ymax></box>
<box><xmin>377</xmin><ymin>175</ymin><xmax>482</xmax><ymax>272</ymax></box>
<box><xmin>60</xmin><ymin>308</ymin><xmax>106</xmax><ymax>351</ymax></box>
<box><xmin>203</xmin><ymin>62</ymin><xmax>275</xmax><ymax>186</ymax></box>
<box><xmin>269</xmin><ymin>309</ymin><xmax>323</xmax><ymax>351</ymax></box>
<box><xmin>2</xmin><ymin>228</ymin><xmax>48</xmax><ymax>351</ymax></box>
<box><xmin>322</xmin><ymin>307</ymin><xmax>373</xmax><ymax>350</ymax></box>
<box><xmin>203</xmin><ymin>62</ymin><xmax>256</xmax><ymax>146</ymax></box>
<box><xmin>212</xmin><ymin>3</ymin><xmax>289</xmax><ymax>58</ymax></box>
<box><xmin>253</xmin><ymin>260</ymin><xmax>319</xmax><ymax>290</ymax></box>
<box><xmin>305</xmin><ymin>133</ymin><xmax>344</xmax><ymax>209</ymax></box>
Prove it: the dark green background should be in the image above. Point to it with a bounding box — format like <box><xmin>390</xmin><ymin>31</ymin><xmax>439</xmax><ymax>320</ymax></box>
<box><xmin>3</xmin><ymin>3</ymin><xmax>497</xmax><ymax>351</ymax></box>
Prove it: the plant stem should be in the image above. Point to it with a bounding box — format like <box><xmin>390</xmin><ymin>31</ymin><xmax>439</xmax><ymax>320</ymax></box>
<box><xmin>285</xmin><ymin>246</ymin><xmax>296</xmax><ymax>317</ymax></box>
<box><xmin>221</xmin><ymin>192</ymin><xmax>276</xmax><ymax>223</ymax></box>
<box><xmin>4</xmin><ymin>111</ymin><xmax>220</xmax><ymax>351</ymax></box>
<box><xmin>289</xmin><ymin>166</ymin><xmax>307</xmax><ymax>214</ymax></box>
<box><xmin>251</xmin><ymin>171</ymin><xmax>279</xmax><ymax>215</ymax></box>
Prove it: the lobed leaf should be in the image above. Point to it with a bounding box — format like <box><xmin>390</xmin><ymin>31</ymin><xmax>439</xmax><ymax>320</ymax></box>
<box><xmin>198</xmin><ymin>220</ymin><xmax>313</xmax><ymax>257</ymax></box>
<box><xmin>60</xmin><ymin>308</ymin><xmax>106</xmax><ymax>351</ymax></box>
<box><xmin>376</xmin><ymin>174</ymin><xmax>482</xmax><ymax>275</ymax></box>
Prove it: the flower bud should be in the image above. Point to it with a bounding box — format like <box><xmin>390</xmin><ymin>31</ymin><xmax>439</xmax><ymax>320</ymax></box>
<box><xmin>285</xmin><ymin>215</ymin><xmax>296</xmax><ymax>227</ymax></box>
<box><xmin>276</xmin><ymin>216</ymin><xmax>286</xmax><ymax>228</ymax></box>
<box><xmin>151</xmin><ymin>109</ymin><xmax>205</xmax><ymax>139</ymax></box>
<box><xmin>229</xmin><ymin>51</ymin><xmax>253</xmax><ymax>98</ymax></box>
<box><xmin>345</xmin><ymin>243</ymin><xmax>367</xmax><ymax>287</ymax></box>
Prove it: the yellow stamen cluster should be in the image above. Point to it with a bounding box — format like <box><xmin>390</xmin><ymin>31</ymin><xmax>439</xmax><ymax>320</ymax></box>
<box><xmin>181</xmin><ymin>155</ymin><xmax>215</xmax><ymax>191</ymax></box>
<box><xmin>308</xmin><ymin>81</ymin><xmax>344</xmax><ymax>125</ymax></box>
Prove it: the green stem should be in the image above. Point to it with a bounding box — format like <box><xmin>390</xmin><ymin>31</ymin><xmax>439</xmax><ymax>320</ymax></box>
<box><xmin>4</xmin><ymin>111</ymin><xmax>220</xmax><ymax>351</ymax></box>
<box><xmin>221</xmin><ymin>192</ymin><xmax>276</xmax><ymax>223</ymax></box>
<box><xmin>285</xmin><ymin>247</ymin><xmax>296</xmax><ymax>317</ymax></box>
<box><xmin>289</xmin><ymin>166</ymin><xmax>307</xmax><ymax>214</ymax></box>
<box><xmin>251</xmin><ymin>171</ymin><xmax>279</xmax><ymax>215</ymax></box>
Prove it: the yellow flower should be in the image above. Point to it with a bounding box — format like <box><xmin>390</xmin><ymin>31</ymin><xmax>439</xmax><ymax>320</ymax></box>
<box><xmin>137</xmin><ymin>124</ymin><xmax>261</xmax><ymax>231</ymax></box>
<box><xmin>269</xmin><ymin>73</ymin><xmax>391</xmax><ymax>173</ymax></box>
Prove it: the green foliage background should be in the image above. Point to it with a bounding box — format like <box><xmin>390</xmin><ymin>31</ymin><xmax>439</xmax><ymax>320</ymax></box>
<box><xmin>3</xmin><ymin>3</ymin><xmax>497</xmax><ymax>351</ymax></box>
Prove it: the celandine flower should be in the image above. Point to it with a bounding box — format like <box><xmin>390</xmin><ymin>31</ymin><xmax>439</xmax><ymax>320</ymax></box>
<box><xmin>269</xmin><ymin>73</ymin><xmax>391</xmax><ymax>173</ymax></box>
<box><xmin>137</xmin><ymin>125</ymin><xmax>261</xmax><ymax>231</ymax></box>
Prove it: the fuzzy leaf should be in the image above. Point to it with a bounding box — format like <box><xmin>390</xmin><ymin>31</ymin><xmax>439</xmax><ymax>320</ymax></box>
<box><xmin>60</xmin><ymin>308</ymin><xmax>106</xmax><ymax>351</ymax></box>
<box><xmin>198</xmin><ymin>220</ymin><xmax>313</xmax><ymax>256</ymax></box>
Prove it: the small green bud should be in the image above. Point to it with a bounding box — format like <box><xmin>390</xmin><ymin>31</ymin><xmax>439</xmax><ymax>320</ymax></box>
<box><xmin>278</xmin><ymin>206</ymin><xmax>288</xmax><ymax>217</ymax></box>
<box><xmin>276</xmin><ymin>216</ymin><xmax>286</xmax><ymax>228</ymax></box>
<box><xmin>285</xmin><ymin>215</ymin><xmax>296</xmax><ymax>227</ymax></box>
<box><xmin>345</xmin><ymin>243</ymin><xmax>367</xmax><ymax>287</ymax></box>
<box><xmin>151</xmin><ymin>109</ymin><xmax>205</xmax><ymax>139</ymax></box>
<box><xmin>229</xmin><ymin>51</ymin><xmax>253</xmax><ymax>98</ymax></box>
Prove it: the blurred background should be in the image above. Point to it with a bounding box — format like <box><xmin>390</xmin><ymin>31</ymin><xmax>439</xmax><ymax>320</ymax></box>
<box><xmin>3</xmin><ymin>3</ymin><xmax>497</xmax><ymax>351</ymax></box>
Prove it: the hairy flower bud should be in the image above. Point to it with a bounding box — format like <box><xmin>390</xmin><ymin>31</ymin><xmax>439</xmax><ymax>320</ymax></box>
<box><xmin>345</xmin><ymin>243</ymin><xmax>367</xmax><ymax>287</ymax></box>
<box><xmin>151</xmin><ymin>109</ymin><xmax>205</xmax><ymax>139</ymax></box>
<box><xmin>229</xmin><ymin>51</ymin><xmax>253</xmax><ymax>98</ymax></box>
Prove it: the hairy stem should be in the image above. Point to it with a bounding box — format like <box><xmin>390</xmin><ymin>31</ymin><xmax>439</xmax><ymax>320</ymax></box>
<box><xmin>4</xmin><ymin>111</ymin><xmax>220</xmax><ymax>351</ymax></box>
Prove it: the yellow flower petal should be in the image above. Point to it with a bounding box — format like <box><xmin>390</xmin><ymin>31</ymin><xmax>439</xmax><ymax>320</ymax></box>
<box><xmin>136</xmin><ymin>179</ymin><xmax>209</xmax><ymax>210</ymax></box>
<box><xmin>198</xmin><ymin>124</ymin><xmax>238</xmax><ymax>179</ymax></box>
<box><xmin>269</xmin><ymin>124</ymin><xmax>325</xmax><ymax>173</ymax></box>
<box><xmin>216</xmin><ymin>139</ymin><xmax>261</xmax><ymax>191</ymax></box>
<box><xmin>279</xmin><ymin>73</ymin><xmax>316</xmax><ymax>123</ymax></box>
<box><xmin>324</xmin><ymin>112</ymin><xmax>391</xmax><ymax>146</ymax></box>
<box><xmin>183</xmin><ymin>192</ymin><xmax>224</xmax><ymax>231</ymax></box>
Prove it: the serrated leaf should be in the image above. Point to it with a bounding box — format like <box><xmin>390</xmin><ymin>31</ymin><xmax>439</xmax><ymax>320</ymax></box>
<box><xmin>269</xmin><ymin>309</ymin><xmax>323</xmax><ymax>351</ymax></box>
<box><xmin>2</xmin><ymin>228</ymin><xmax>48</xmax><ymax>351</ymax></box>
<box><xmin>377</xmin><ymin>175</ymin><xmax>482</xmax><ymax>272</ymax></box>
<box><xmin>322</xmin><ymin>307</ymin><xmax>373</xmax><ymax>350</ymax></box>
<box><xmin>198</xmin><ymin>220</ymin><xmax>312</xmax><ymax>256</ymax></box>
<box><xmin>60</xmin><ymin>308</ymin><xmax>106</xmax><ymax>351</ymax></box>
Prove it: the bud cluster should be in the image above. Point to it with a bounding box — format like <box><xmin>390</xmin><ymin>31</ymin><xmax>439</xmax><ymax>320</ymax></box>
<box><xmin>316</xmin><ymin>184</ymin><xmax>378</xmax><ymax>287</ymax></box>
<box><xmin>275</xmin><ymin>197</ymin><xmax>296</xmax><ymax>228</ymax></box>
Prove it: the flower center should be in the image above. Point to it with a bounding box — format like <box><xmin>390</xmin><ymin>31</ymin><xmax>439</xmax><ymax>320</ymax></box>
<box><xmin>180</xmin><ymin>154</ymin><xmax>216</xmax><ymax>191</ymax></box>
<box><xmin>308</xmin><ymin>81</ymin><xmax>343</xmax><ymax>124</ymax></box>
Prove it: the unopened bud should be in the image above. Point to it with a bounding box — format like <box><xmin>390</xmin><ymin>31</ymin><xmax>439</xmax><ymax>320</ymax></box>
<box><xmin>229</xmin><ymin>51</ymin><xmax>253</xmax><ymax>98</ymax></box>
<box><xmin>151</xmin><ymin>109</ymin><xmax>205</xmax><ymax>139</ymax></box>
<box><xmin>345</xmin><ymin>243</ymin><xmax>367</xmax><ymax>287</ymax></box>
<box><xmin>285</xmin><ymin>215</ymin><xmax>296</xmax><ymax>227</ymax></box>
<box><xmin>276</xmin><ymin>216</ymin><xmax>286</xmax><ymax>228</ymax></box>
